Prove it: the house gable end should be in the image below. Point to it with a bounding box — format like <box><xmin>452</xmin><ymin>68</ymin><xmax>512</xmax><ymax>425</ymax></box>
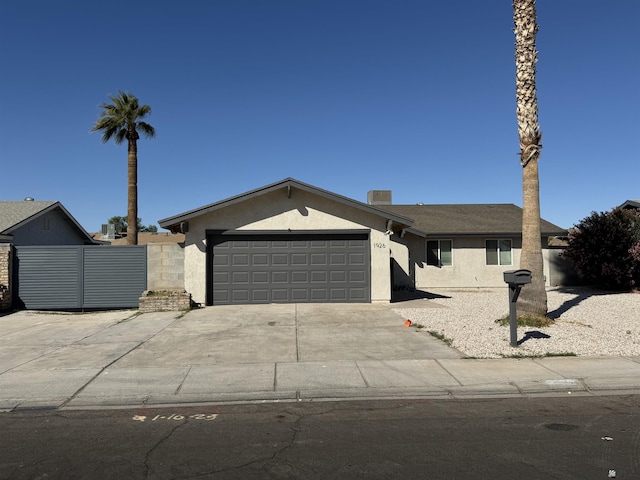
<box><xmin>159</xmin><ymin>178</ymin><xmax>415</xmax><ymax>233</ymax></box>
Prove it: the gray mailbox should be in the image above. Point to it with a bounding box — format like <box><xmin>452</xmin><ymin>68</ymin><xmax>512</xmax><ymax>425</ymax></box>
<box><xmin>503</xmin><ymin>269</ymin><xmax>532</xmax><ymax>286</ymax></box>
<box><xmin>503</xmin><ymin>269</ymin><xmax>532</xmax><ymax>347</ymax></box>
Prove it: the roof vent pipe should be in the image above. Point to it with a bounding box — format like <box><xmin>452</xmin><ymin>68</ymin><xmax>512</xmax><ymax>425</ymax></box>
<box><xmin>24</xmin><ymin>197</ymin><xmax>34</xmax><ymax>201</ymax></box>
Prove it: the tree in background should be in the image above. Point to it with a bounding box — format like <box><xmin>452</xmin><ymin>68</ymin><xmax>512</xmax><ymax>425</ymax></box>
<box><xmin>108</xmin><ymin>216</ymin><xmax>158</xmax><ymax>234</ymax></box>
<box><xmin>91</xmin><ymin>91</ymin><xmax>155</xmax><ymax>245</ymax></box>
<box><xmin>563</xmin><ymin>208</ymin><xmax>640</xmax><ymax>290</ymax></box>
<box><xmin>513</xmin><ymin>0</ymin><xmax>547</xmax><ymax>317</ymax></box>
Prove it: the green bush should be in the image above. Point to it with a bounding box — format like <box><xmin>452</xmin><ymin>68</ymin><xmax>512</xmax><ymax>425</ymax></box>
<box><xmin>563</xmin><ymin>207</ymin><xmax>640</xmax><ymax>290</ymax></box>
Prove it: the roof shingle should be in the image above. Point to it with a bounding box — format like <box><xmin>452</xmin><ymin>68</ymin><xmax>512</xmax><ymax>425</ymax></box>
<box><xmin>379</xmin><ymin>204</ymin><xmax>566</xmax><ymax>236</ymax></box>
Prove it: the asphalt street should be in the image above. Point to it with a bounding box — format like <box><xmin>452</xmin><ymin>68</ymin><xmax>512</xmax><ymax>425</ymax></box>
<box><xmin>1</xmin><ymin>396</ymin><xmax>639</xmax><ymax>479</ymax></box>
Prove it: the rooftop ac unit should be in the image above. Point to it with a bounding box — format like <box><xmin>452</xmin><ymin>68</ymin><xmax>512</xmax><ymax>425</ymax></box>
<box><xmin>101</xmin><ymin>223</ymin><xmax>116</xmax><ymax>239</ymax></box>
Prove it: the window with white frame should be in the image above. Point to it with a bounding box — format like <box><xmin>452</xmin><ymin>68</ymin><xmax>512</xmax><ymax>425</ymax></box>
<box><xmin>427</xmin><ymin>239</ymin><xmax>452</xmax><ymax>267</ymax></box>
<box><xmin>486</xmin><ymin>239</ymin><xmax>512</xmax><ymax>265</ymax></box>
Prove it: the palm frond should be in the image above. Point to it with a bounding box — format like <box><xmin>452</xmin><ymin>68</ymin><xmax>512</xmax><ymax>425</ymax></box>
<box><xmin>91</xmin><ymin>90</ymin><xmax>155</xmax><ymax>144</ymax></box>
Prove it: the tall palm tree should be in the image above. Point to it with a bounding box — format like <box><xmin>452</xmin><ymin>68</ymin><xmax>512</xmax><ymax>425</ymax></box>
<box><xmin>91</xmin><ymin>91</ymin><xmax>155</xmax><ymax>245</ymax></box>
<box><xmin>513</xmin><ymin>0</ymin><xmax>547</xmax><ymax>317</ymax></box>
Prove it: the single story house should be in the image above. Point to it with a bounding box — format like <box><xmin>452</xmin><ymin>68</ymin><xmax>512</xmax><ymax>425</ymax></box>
<box><xmin>159</xmin><ymin>178</ymin><xmax>567</xmax><ymax>306</ymax></box>
<box><xmin>620</xmin><ymin>200</ymin><xmax>640</xmax><ymax>210</ymax></box>
<box><xmin>0</xmin><ymin>199</ymin><xmax>97</xmax><ymax>246</ymax></box>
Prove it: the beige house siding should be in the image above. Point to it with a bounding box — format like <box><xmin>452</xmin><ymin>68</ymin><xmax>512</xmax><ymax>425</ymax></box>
<box><xmin>392</xmin><ymin>235</ymin><xmax>555</xmax><ymax>289</ymax></box>
<box><xmin>182</xmin><ymin>189</ymin><xmax>393</xmax><ymax>305</ymax></box>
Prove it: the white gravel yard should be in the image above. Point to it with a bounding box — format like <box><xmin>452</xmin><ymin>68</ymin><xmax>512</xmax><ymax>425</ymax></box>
<box><xmin>391</xmin><ymin>288</ymin><xmax>640</xmax><ymax>358</ymax></box>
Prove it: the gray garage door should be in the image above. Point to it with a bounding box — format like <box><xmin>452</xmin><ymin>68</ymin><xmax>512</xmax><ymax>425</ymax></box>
<box><xmin>209</xmin><ymin>232</ymin><xmax>370</xmax><ymax>305</ymax></box>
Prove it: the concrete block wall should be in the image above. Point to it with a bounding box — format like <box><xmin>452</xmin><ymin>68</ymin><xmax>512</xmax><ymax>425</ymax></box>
<box><xmin>147</xmin><ymin>243</ymin><xmax>185</xmax><ymax>290</ymax></box>
<box><xmin>0</xmin><ymin>244</ymin><xmax>11</xmax><ymax>310</ymax></box>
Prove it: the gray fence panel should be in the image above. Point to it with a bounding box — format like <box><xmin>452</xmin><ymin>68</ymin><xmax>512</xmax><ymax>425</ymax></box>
<box><xmin>83</xmin><ymin>246</ymin><xmax>147</xmax><ymax>308</ymax></box>
<box><xmin>15</xmin><ymin>245</ymin><xmax>147</xmax><ymax>310</ymax></box>
<box><xmin>15</xmin><ymin>246</ymin><xmax>82</xmax><ymax>309</ymax></box>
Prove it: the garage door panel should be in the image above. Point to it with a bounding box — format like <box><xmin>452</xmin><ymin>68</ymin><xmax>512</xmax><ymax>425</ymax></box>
<box><xmin>213</xmin><ymin>254</ymin><xmax>230</xmax><ymax>266</ymax></box>
<box><xmin>311</xmin><ymin>271</ymin><xmax>327</xmax><ymax>283</ymax></box>
<box><xmin>252</xmin><ymin>290</ymin><xmax>269</xmax><ymax>302</ymax></box>
<box><xmin>210</xmin><ymin>233</ymin><xmax>370</xmax><ymax>305</ymax></box>
<box><xmin>349</xmin><ymin>252</ymin><xmax>366</xmax><ymax>265</ymax></box>
<box><xmin>232</xmin><ymin>271</ymin><xmax>249</xmax><ymax>284</ymax></box>
<box><xmin>272</xmin><ymin>289</ymin><xmax>289</xmax><ymax>302</ymax></box>
<box><xmin>330</xmin><ymin>253</ymin><xmax>346</xmax><ymax>265</ymax></box>
<box><xmin>349</xmin><ymin>288</ymin><xmax>367</xmax><ymax>300</ymax></box>
<box><xmin>252</xmin><ymin>254</ymin><xmax>269</xmax><ymax>265</ymax></box>
<box><xmin>310</xmin><ymin>254</ymin><xmax>327</xmax><ymax>265</ymax></box>
<box><xmin>291</xmin><ymin>254</ymin><xmax>308</xmax><ymax>265</ymax></box>
<box><xmin>272</xmin><ymin>254</ymin><xmax>289</xmax><ymax>265</ymax></box>
<box><xmin>213</xmin><ymin>290</ymin><xmax>230</xmax><ymax>303</ymax></box>
<box><xmin>310</xmin><ymin>289</ymin><xmax>328</xmax><ymax>300</ymax></box>
<box><xmin>252</xmin><ymin>272</ymin><xmax>269</xmax><ymax>283</ymax></box>
<box><xmin>272</xmin><ymin>271</ymin><xmax>289</xmax><ymax>283</ymax></box>
<box><xmin>291</xmin><ymin>289</ymin><xmax>309</xmax><ymax>301</ymax></box>
<box><xmin>330</xmin><ymin>271</ymin><xmax>346</xmax><ymax>282</ymax></box>
<box><xmin>330</xmin><ymin>289</ymin><xmax>347</xmax><ymax>300</ymax></box>
<box><xmin>232</xmin><ymin>254</ymin><xmax>249</xmax><ymax>266</ymax></box>
<box><xmin>291</xmin><ymin>271</ymin><xmax>309</xmax><ymax>283</ymax></box>
<box><xmin>350</xmin><ymin>271</ymin><xmax>366</xmax><ymax>282</ymax></box>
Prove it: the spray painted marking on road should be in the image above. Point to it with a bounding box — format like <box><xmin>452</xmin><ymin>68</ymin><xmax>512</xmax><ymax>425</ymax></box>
<box><xmin>132</xmin><ymin>413</ymin><xmax>219</xmax><ymax>422</ymax></box>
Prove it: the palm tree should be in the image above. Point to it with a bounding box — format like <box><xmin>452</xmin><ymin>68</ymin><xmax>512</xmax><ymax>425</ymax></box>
<box><xmin>513</xmin><ymin>0</ymin><xmax>547</xmax><ymax>317</ymax></box>
<box><xmin>91</xmin><ymin>91</ymin><xmax>155</xmax><ymax>245</ymax></box>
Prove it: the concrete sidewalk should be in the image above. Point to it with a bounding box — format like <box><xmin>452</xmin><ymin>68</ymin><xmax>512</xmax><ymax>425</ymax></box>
<box><xmin>0</xmin><ymin>304</ymin><xmax>639</xmax><ymax>411</ymax></box>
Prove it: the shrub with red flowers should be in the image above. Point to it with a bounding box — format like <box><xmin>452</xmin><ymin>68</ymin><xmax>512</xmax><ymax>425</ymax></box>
<box><xmin>563</xmin><ymin>207</ymin><xmax>640</xmax><ymax>290</ymax></box>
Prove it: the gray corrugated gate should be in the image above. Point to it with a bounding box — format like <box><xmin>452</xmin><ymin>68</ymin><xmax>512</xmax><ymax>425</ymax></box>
<box><xmin>14</xmin><ymin>245</ymin><xmax>147</xmax><ymax>310</ymax></box>
<box><xmin>208</xmin><ymin>232</ymin><xmax>370</xmax><ymax>305</ymax></box>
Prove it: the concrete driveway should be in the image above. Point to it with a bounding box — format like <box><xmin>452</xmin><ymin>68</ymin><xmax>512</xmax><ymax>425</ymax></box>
<box><xmin>113</xmin><ymin>303</ymin><xmax>463</xmax><ymax>367</ymax></box>
<box><xmin>2</xmin><ymin>303</ymin><xmax>639</xmax><ymax>410</ymax></box>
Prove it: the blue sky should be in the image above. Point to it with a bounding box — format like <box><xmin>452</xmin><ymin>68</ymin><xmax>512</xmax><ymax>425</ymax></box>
<box><xmin>1</xmin><ymin>0</ymin><xmax>638</xmax><ymax>232</ymax></box>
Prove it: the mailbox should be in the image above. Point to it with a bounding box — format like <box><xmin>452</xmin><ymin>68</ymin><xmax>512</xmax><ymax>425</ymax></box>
<box><xmin>503</xmin><ymin>269</ymin><xmax>532</xmax><ymax>286</ymax></box>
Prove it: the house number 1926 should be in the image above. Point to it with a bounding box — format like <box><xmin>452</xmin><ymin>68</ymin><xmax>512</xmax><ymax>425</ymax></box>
<box><xmin>374</xmin><ymin>242</ymin><xmax>387</xmax><ymax>249</ymax></box>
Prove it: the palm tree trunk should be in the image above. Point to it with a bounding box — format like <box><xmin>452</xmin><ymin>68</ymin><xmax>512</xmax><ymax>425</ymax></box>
<box><xmin>127</xmin><ymin>138</ymin><xmax>138</xmax><ymax>246</ymax></box>
<box><xmin>514</xmin><ymin>0</ymin><xmax>547</xmax><ymax>316</ymax></box>
<box><xmin>520</xmin><ymin>158</ymin><xmax>547</xmax><ymax>315</ymax></box>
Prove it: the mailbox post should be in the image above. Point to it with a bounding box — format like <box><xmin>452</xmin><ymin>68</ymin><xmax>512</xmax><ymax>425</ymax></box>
<box><xmin>503</xmin><ymin>269</ymin><xmax>532</xmax><ymax>347</ymax></box>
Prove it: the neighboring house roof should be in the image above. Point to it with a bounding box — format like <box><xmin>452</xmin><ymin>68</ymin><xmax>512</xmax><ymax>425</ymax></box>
<box><xmin>380</xmin><ymin>204</ymin><xmax>567</xmax><ymax>237</ymax></box>
<box><xmin>0</xmin><ymin>200</ymin><xmax>97</xmax><ymax>243</ymax></box>
<box><xmin>0</xmin><ymin>200</ymin><xmax>57</xmax><ymax>233</ymax></box>
<box><xmin>620</xmin><ymin>199</ymin><xmax>640</xmax><ymax>209</ymax></box>
<box><xmin>159</xmin><ymin>177</ymin><xmax>417</xmax><ymax>233</ymax></box>
<box><xmin>92</xmin><ymin>232</ymin><xmax>185</xmax><ymax>245</ymax></box>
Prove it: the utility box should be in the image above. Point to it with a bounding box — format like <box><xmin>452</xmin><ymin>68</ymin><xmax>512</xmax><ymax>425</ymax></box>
<box><xmin>503</xmin><ymin>269</ymin><xmax>532</xmax><ymax>286</ymax></box>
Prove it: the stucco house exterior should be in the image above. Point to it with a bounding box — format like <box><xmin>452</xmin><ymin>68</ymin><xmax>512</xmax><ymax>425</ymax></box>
<box><xmin>159</xmin><ymin>178</ymin><xmax>567</xmax><ymax>306</ymax></box>
<box><xmin>382</xmin><ymin>203</ymin><xmax>568</xmax><ymax>290</ymax></box>
<box><xmin>0</xmin><ymin>200</ymin><xmax>97</xmax><ymax>246</ymax></box>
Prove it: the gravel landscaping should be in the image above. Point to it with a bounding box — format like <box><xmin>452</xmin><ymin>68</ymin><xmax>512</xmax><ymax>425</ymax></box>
<box><xmin>391</xmin><ymin>287</ymin><xmax>640</xmax><ymax>358</ymax></box>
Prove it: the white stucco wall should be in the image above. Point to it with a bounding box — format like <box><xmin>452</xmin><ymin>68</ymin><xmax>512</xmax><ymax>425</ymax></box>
<box><xmin>394</xmin><ymin>235</ymin><xmax>554</xmax><ymax>289</ymax></box>
<box><xmin>181</xmin><ymin>189</ymin><xmax>394</xmax><ymax>304</ymax></box>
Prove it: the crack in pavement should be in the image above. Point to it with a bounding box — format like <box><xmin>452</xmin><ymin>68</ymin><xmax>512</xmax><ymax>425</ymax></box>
<box><xmin>143</xmin><ymin>421</ymin><xmax>187</xmax><ymax>479</ymax></box>
<box><xmin>58</xmin><ymin>316</ymin><xmax>184</xmax><ymax>409</ymax></box>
